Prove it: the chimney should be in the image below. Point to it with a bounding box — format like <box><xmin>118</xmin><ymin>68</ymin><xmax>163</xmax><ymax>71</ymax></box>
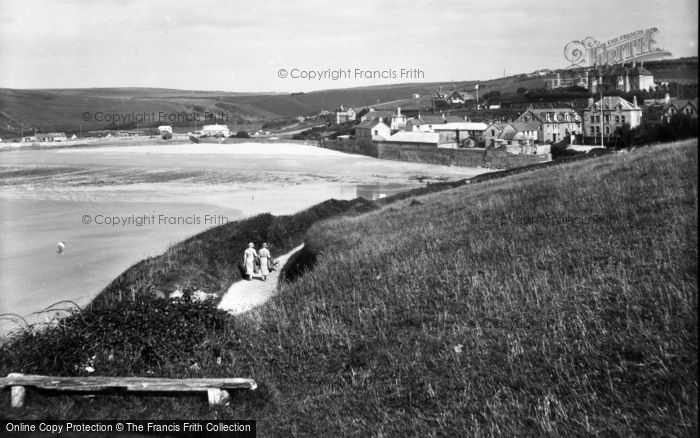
<box><xmin>397</xmin><ymin>107</ymin><xmax>401</xmax><ymax>116</ymax></box>
<box><xmin>588</xmin><ymin>97</ymin><xmax>594</xmax><ymax>107</ymax></box>
<box><xmin>665</xmin><ymin>93</ymin><xmax>670</xmax><ymax>104</ymax></box>
<box><xmin>633</xmin><ymin>95</ymin><xmax>638</xmax><ymax>107</ymax></box>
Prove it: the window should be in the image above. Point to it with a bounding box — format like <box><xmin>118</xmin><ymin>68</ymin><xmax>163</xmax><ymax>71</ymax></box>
<box><xmin>590</xmin><ymin>126</ymin><xmax>595</xmax><ymax>135</ymax></box>
<box><xmin>605</xmin><ymin>126</ymin><xmax>610</xmax><ymax>134</ymax></box>
<box><xmin>615</xmin><ymin>115</ymin><xmax>620</xmax><ymax>123</ymax></box>
<box><xmin>373</xmin><ymin>130</ymin><xmax>378</xmax><ymax>135</ymax></box>
<box><xmin>604</xmin><ymin>115</ymin><xmax>610</xmax><ymax>124</ymax></box>
<box><xmin>621</xmin><ymin>115</ymin><xmax>626</xmax><ymax>124</ymax></box>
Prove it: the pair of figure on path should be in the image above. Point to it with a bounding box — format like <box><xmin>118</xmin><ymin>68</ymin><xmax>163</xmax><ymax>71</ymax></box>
<box><xmin>243</xmin><ymin>242</ymin><xmax>271</xmax><ymax>281</ymax></box>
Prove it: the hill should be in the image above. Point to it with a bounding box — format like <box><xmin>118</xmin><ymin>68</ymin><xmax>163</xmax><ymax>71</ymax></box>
<box><xmin>0</xmin><ymin>78</ymin><xmax>537</xmax><ymax>137</ymax></box>
<box><xmin>1</xmin><ymin>139</ymin><xmax>696</xmax><ymax>436</ymax></box>
<box><xmin>0</xmin><ymin>57</ymin><xmax>695</xmax><ymax>138</ymax></box>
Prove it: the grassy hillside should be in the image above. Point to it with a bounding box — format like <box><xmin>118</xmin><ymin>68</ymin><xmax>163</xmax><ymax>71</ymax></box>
<box><xmin>0</xmin><ymin>140</ymin><xmax>696</xmax><ymax>436</ymax></box>
<box><xmin>0</xmin><ymin>78</ymin><xmax>540</xmax><ymax>137</ymax></box>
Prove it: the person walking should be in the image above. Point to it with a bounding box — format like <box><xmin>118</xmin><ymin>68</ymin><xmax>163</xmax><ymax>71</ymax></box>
<box><xmin>258</xmin><ymin>242</ymin><xmax>271</xmax><ymax>281</ymax></box>
<box><xmin>243</xmin><ymin>242</ymin><xmax>258</xmax><ymax>281</ymax></box>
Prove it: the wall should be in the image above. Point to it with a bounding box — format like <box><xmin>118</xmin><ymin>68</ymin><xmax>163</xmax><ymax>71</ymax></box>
<box><xmin>378</xmin><ymin>143</ymin><xmax>551</xmax><ymax>169</ymax></box>
<box><xmin>321</xmin><ymin>140</ymin><xmax>551</xmax><ymax>169</ymax></box>
<box><xmin>322</xmin><ymin>138</ymin><xmax>379</xmax><ymax>157</ymax></box>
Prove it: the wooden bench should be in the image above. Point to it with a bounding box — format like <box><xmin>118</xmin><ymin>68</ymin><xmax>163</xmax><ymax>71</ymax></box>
<box><xmin>0</xmin><ymin>373</ymin><xmax>257</xmax><ymax>407</ymax></box>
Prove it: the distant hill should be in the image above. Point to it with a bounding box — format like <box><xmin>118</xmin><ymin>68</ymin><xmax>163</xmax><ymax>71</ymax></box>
<box><xmin>0</xmin><ymin>79</ymin><xmax>538</xmax><ymax>137</ymax></box>
<box><xmin>0</xmin><ymin>57</ymin><xmax>695</xmax><ymax>137</ymax></box>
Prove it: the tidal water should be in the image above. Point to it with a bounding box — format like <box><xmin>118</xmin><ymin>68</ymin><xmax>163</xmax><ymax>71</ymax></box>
<box><xmin>0</xmin><ymin>143</ymin><xmax>487</xmax><ymax>335</ymax></box>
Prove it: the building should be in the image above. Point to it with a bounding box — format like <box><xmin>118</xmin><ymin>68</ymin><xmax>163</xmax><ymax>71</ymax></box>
<box><xmin>515</xmin><ymin>106</ymin><xmax>582</xmax><ymax>143</ymax></box>
<box><xmin>201</xmin><ymin>124</ymin><xmax>230</xmax><ymax>137</ymax></box>
<box><xmin>328</xmin><ymin>106</ymin><xmax>356</xmax><ymax>125</ymax></box>
<box><xmin>432</xmin><ymin>122</ymin><xmax>488</xmax><ymax>147</ymax></box>
<box><xmin>659</xmin><ymin>99</ymin><xmax>698</xmax><ymax>122</ymax></box>
<box><xmin>36</xmin><ymin>132</ymin><xmax>67</xmax><ymax>142</ymax></box>
<box><xmin>588</xmin><ymin>64</ymin><xmax>655</xmax><ymax>94</ymax></box>
<box><xmin>355</xmin><ymin>120</ymin><xmax>391</xmax><ymax>146</ymax></box>
<box><xmin>545</xmin><ymin>69</ymin><xmax>590</xmax><ymax>90</ymax></box>
<box><xmin>447</xmin><ymin>90</ymin><xmax>476</xmax><ymax>104</ymax></box>
<box><xmin>405</xmin><ymin>115</ymin><xmax>463</xmax><ymax>132</ymax></box>
<box><xmin>389</xmin><ymin>108</ymin><xmax>408</xmax><ymax>130</ymax></box>
<box><xmin>358</xmin><ymin>108</ymin><xmax>395</xmax><ymax>124</ymax></box>
<box><xmin>483</xmin><ymin>123</ymin><xmax>509</xmax><ymax>148</ymax></box>
<box><xmin>582</xmin><ymin>96</ymin><xmax>642</xmax><ymax>144</ymax></box>
<box><xmin>383</xmin><ymin>131</ymin><xmax>440</xmax><ymax>148</ymax></box>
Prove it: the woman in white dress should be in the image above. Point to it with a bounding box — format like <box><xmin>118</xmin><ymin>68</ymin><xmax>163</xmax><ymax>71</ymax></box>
<box><xmin>243</xmin><ymin>242</ymin><xmax>257</xmax><ymax>280</ymax></box>
<box><xmin>258</xmin><ymin>242</ymin><xmax>271</xmax><ymax>281</ymax></box>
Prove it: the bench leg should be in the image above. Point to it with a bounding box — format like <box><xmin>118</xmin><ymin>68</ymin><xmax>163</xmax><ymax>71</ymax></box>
<box><xmin>206</xmin><ymin>388</ymin><xmax>230</xmax><ymax>406</ymax></box>
<box><xmin>11</xmin><ymin>385</ymin><xmax>26</xmax><ymax>408</ymax></box>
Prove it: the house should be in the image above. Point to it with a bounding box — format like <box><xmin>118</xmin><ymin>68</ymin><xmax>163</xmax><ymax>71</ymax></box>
<box><xmin>36</xmin><ymin>132</ymin><xmax>67</xmax><ymax>142</ymax></box>
<box><xmin>328</xmin><ymin>106</ymin><xmax>356</xmax><ymax>125</ymax></box>
<box><xmin>483</xmin><ymin>123</ymin><xmax>509</xmax><ymax>148</ymax></box>
<box><xmin>355</xmin><ymin>120</ymin><xmax>391</xmax><ymax>146</ymax></box>
<box><xmin>448</xmin><ymin>90</ymin><xmax>476</xmax><ymax>105</ymax></box>
<box><xmin>201</xmin><ymin>124</ymin><xmax>230</xmax><ymax>137</ymax></box>
<box><xmin>389</xmin><ymin>107</ymin><xmax>408</xmax><ymax>130</ymax></box>
<box><xmin>359</xmin><ymin>108</ymin><xmax>395</xmax><ymax>124</ymax></box>
<box><xmin>70</xmin><ymin>134</ymin><xmax>78</xmax><ymax>140</ymax></box>
<box><xmin>515</xmin><ymin>106</ymin><xmax>582</xmax><ymax>143</ymax></box>
<box><xmin>383</xmin><ymin>131</ymin><xmax>440</xmax><ymax>148</ymax></box>
<box><xmin>582</xmin><ymin>96</ymin><xmax>642</xmax><ymax>144</ymax></box>
<box><xmin>587</xmin><ymin>64</ymin><xmax>655</xmax><ymax>94</ymax></box>
<box><xmin>405</xmin><ymin>114</ymin><xmax>464</xmax><ymax>132</ymax></box>
<box><xmin>649</xmin><ymin>99</ymin><xmax>699</xmax><ymax>123</ymax></box>
<box><xmin>508</xmin><ymin>121</ymin><xmax>540</xmax><ymax>143</ymax></box>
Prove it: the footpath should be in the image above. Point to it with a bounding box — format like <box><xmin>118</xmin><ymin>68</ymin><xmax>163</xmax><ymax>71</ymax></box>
<box><xmin>217</xmin><ymin>244</ymin><xmax>304</xmax><ymax>315</ymax></box>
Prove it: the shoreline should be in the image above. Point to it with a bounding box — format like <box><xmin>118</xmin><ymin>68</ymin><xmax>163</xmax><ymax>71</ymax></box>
<box><xmin>0</xmin><ymin>135</ymin><xmax>319</xmax><ymax>153</ymax></box>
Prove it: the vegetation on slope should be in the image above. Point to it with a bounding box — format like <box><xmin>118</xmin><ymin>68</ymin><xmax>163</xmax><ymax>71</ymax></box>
<box><xmin>1</xmin><ymin>140</ymin><xmax>697</xmax><ymax>437</ymax></box>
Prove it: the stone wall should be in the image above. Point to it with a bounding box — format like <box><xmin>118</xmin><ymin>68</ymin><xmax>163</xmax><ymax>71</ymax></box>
<box><xmin>321</xmin><ymin>140</ymin><xmax>551</xmax><ymax>169</ymax></box>
<box><xmin>322</xmin><ymin>139</ymin><xmax>379</xmax><ymax>157</ymax></box>
<box><xmin>379</xmin><ymin>144</ymin><xmax>551</xmax><ymax>169</ymax></box>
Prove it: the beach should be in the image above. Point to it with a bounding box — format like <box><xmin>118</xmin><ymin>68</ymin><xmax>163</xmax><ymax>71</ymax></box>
<box><xmin>0</xmin><ymin>142</ymin><xmax>492</xmax><ymax>334</ymax></box>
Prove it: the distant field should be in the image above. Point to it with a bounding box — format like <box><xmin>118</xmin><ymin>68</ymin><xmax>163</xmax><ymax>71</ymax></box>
<box><xmin>1</xmin><ymin>139</ymin><xmax>696</xmax><ymax>436</ymax></box>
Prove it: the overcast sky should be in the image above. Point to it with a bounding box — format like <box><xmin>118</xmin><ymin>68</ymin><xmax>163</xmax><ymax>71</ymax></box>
<box><xmin>0</xmin><ymin>0</ymin><xmax>697</xmax><ymax>92</ymax></box>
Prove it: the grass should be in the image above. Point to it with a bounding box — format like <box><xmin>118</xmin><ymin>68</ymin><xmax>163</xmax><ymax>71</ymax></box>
<box><xmin>1</xmin><ymin>140</ymin><xmax>697</xmax><ymax>436</ymax></box>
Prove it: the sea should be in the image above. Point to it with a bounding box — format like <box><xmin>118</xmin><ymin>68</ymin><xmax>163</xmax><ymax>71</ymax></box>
<box><xmin>0</xmin><ymin>142</ymin><xmax>487</xmax><ymax>335</ymax></box>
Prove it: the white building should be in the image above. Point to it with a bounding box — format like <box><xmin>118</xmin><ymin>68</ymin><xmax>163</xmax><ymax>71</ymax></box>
<box><xmin>201</xmin><ymin>124</ymin><xmax>230</xmax><ymax>137</ymax></box>
<box><xmin>383</xmin><ymin>131</ymin><xmax>440</xmax><ymax>147</ymax></box>
<box><xmin>583</xmin><ymin>96</ymin><xmax>642</xmax><ymax>142</ymax></box>
<box><xmin>355</xmin><ymin>120</ymin><xmax>391</xmax><ymax>146</ymax></box>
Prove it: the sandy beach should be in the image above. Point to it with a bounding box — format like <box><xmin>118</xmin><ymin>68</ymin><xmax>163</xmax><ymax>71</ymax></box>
<box><xmin>0</xmin><ymin>141</ymin><xmax>493</xmax><ymax>334</ymax></box>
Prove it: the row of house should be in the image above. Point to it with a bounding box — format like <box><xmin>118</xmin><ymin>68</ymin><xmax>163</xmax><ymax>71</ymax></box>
<box><xmin>546</xmin><ymin>62</ymin><xmax>656</xmax><ymax>94</ymax></box>
<box><xmin>353</xmin><ymin>94</ymin><xmax>697</xmax><ymax>151</ymax></box>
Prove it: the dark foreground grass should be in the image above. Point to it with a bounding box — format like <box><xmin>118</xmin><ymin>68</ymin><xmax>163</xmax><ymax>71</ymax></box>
<box><xmin>1</xmin><ymin>140</ymin><xmax>697</xmax><ymax>436</ymax></box>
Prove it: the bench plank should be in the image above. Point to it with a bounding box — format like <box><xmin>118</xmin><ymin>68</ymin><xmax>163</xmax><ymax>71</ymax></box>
<box><xmin>2</xmin><ymin>373</ymin><xmax>256</xmax><ymax>407</ymax></box>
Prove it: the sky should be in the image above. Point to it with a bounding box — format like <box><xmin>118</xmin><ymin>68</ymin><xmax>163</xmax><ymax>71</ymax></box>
<box><xmin>0</xmin><ymin>0</ymin><xmax>697</xmax><ymax>93</ymax></box>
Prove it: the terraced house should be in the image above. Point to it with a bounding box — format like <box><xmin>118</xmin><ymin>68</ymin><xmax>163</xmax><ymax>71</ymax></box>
<box><xmin>515</xmin><ymin>106</ymin><xmax>583</xmax><ymax>143</ymax></box>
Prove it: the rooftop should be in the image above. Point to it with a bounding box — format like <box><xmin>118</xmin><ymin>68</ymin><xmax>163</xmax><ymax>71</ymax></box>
<box><xmin>385</xmin><ymin>131</ymin><xmax>440</xmax><ymax>144</ymax></box>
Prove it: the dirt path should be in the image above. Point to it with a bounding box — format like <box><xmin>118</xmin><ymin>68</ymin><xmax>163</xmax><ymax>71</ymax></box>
<box><xmin>218</xmin><ymin>244</ymin><xmax>304</xmax><ymax>315</ymax></box>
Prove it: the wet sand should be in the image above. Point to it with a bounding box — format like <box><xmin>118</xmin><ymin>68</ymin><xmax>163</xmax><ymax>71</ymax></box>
<box><xmin>0</xmin><ymin>142</ymin><xmax>493</xmax><ymax>334</ymax></box>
